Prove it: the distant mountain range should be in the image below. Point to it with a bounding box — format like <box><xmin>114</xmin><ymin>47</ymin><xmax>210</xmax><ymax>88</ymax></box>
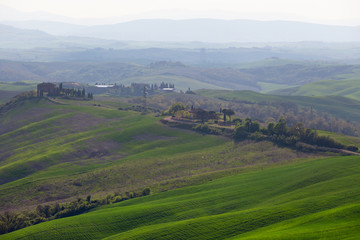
<box><xmin>2</xmin><ymin>19</ymin><xmax>360</xmax><ymax>42</ymax></box>
<box><xmin>0</xmin><ymin>24</ymin><xmax>124</xmax><ymax>49</ymax></box>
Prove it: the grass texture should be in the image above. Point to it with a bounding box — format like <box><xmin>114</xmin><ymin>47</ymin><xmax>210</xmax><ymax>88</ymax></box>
<box><xmin>1</xmin><ymin>155</ymin><xmax>359</xmax><ymax>239</ymax></box>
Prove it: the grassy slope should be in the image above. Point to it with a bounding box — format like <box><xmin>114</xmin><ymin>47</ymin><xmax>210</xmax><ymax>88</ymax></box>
<box><xmin>317</xmin><ymin>130</ymin><xmax>360</xmax><ymax>148</ymax></box>
<box><xmin>2</xmin><ymin>155</ymin><xmax>359</xmax><ymax>239</ymax></box>
<box><xmin>196</xmin><ymin>89</ymin><xmax>360</xmax><ymax>123</ymax></box>
<box><xmin>273</xmin><ymin>78</ymin><xmax>360</xmax><ymax>101</ymax></box>
<box><xmin>0</xmin><ymin>98</ymin><xmax>222</xmax><ymax>207</ymax></box>
<box><xmin>0</xmin><ymin>97</ymin><xmax>313</xmax><ymax>210</ymax></box>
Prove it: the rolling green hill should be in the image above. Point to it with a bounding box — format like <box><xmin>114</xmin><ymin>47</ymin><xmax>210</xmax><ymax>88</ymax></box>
<box><xmin>0</xmin><ymin>96</ymin><xmax>314</xmax><ymax>211</ymax></box>
<box><xmin>1</xmin><ymin>60</ymin><xmax>360</xmax><ymax>92</ymax></box>
<box><xmin>271</xmin><ymin>78</ymin><xmax>360</xmax><ymax>101</ymax></box>
<box><xmin>0</xmin><ymin>97</ymin><xmax>222</xmax><ymax>209</ymax></box>
<box><xmin>2</xmin><ymin>155</ymin><xmax>359</xmax><ymax>239</ymax></box>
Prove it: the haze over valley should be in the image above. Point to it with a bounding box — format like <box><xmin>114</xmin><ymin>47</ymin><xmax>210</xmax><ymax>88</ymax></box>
<box><xmin>1</xmin><ymin>1</ymin><xmax>360</xmax><ymax>239</ymax></box>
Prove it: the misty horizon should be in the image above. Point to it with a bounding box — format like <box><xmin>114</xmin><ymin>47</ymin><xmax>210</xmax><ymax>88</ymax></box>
<box><xmin>0</xmin><ymin>0</ymin><xmax>360</xmax><ymax>27</ymax></box>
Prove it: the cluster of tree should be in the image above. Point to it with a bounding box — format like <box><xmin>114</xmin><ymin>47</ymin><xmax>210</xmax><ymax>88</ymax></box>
<box><xmin>0</xmin><ymin>188</ymin><xmax>151</xmax><ymax>235</ymax></box>
<box><xmin>167</xmin><ymin>102</ymin><xmax>187</xmax><ymax>115</ymax></box>
<box><xmin>191</xmin><ymin>108</ymin><xmax>218</xmax><ymax>123</ymax></box>
<box><xmin>183</xmin><ymin>88</ymin><xmax>196</xmax><ymax>94</ymax></box>
<box><xmin>229</xmin><ymin>101</ymin><xmax>360</xmax><ymax>137</ymax></box>
<box><xmin>159</xmin><ymin>82</ymin><xmax>175</xmax><ymax>89</ymax></box>
<box><xmin>118</xmin><ymin>105</ymin><xmax>160</xmax><ymax>113</ymax></box>
<box><xmin>62</xmin><ymin>88</ymin><xmax>87</xmax><ymax>98</ymax></box>
<box><xmin>106</xmin><ymin>82</ymin><xmax>175</xmax><ymax>97</ymax></box>
<box><xmin>37</xmin><ymin>83</ymin><xmax>93</xmax><ymax>99</ymax></box>
<box><xmin>234</xmin><ymin>118</ymin><xmax>358</xmax><ymax>152</ymax></box>
<box><xmin>221</xmin><ymin>109</ymin><xmax>235</xmax><ymax>122</ymax></box>
<box><xmin>192</xmin><ymin>123</ymin><xmax>223</xmax><ymax>135</ymax></box>
<box><xmin>142</xmin><ymin>94</ymin><xmax>360</xmax><ymax>137</ymax></box>
<box><xmin>167</xmin><ymin>102</ymin><xmax>221</xmax><ymax>123</ymax></box>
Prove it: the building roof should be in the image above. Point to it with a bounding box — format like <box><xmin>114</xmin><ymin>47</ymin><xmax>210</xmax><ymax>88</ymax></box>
<box><xmin>162</xmin><ymin>88</ymin><xmax>174</xmax><ymax>91</ymax></box>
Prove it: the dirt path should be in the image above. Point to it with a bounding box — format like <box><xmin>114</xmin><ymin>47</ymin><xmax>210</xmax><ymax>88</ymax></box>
<box><xmin>340</xmin><ymin>149</ymin><xmax>360</xmax><ymax>156</ymax></box>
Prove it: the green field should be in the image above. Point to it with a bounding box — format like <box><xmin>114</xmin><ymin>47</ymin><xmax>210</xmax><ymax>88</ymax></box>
<box><xmin>1</xmin><ymin>97</ymin><xmax>315</xmax><ymax>211</ymax></box>
<box><xmin>272</xmin><ymin>78</ymin><xmax>360</xmax><ymax>101</ymax></box>
<box><xmin>2</xmin><ymin>155</ymin><xmax>359</xmax><ymax>239</ymax></box>
<box><xmin>0</xmin><ymin>97</ymin><xmax>222</xmax><ymax>209</ymax></box>
<box><xmin>257</xmin><ymin>82</ymin><xmax>295</xmax><ymax>93</ymax></box>
<box><xmin>1</xmin><ymin>95</ymin><xmax>360</xmax><ymax>239</ymax></box>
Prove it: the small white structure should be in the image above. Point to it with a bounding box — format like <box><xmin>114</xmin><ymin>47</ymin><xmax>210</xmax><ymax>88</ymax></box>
<box><xmin>161</xmin><ymin>88</ymin><xmax>175</xmax><ymax>92</ymax></box>
<box><xmin>95</xmin><ymin>84</ymin><xmax>115</xmax><ymax>88</ymax></box>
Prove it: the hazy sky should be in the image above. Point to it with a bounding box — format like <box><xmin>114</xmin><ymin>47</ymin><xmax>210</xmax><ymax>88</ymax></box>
<box><xmin>1</xmin><ymin>0</ymin><xmax>359</xmax><ymax>25</ymax></box>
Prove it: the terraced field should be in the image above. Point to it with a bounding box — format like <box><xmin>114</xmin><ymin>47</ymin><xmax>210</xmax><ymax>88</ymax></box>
<box><xmin>2</xmin><ymin>155</ymin><xmax>359</xmax><ymax>239</ymax></box>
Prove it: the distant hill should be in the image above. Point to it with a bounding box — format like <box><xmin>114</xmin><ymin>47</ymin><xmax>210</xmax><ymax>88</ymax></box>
<box><xmin>0</xmin><ymin>24</ymin><xmax>55</xmax><ymax>48</ymax></box>
<box><xmin>1</xmin><ymin>24</ymin><xmax>360</xmax><ymax>64</ymax></box>
<box><xmin>0</xmin><ymin>24</ymin><xmax>125</xmax><ymax>49</ymax></box>
<box><xmin>2</xmin><ymin>19</ymin><xmax>360</xmax><ymax>42</ymax></box>
<box><xmin>1</xmin><ymin>60</ymin><xmax>360</xmax><ymax>91</ymax></box>
<box><xmin>271</xmin><ymin>78</ymin><xmax>360</xmax><ymax>101</ymax></box>
<box><xmin>0</xmin><ymin>61</ymin><xmax>259</xmax><ymax>91</ymax></box>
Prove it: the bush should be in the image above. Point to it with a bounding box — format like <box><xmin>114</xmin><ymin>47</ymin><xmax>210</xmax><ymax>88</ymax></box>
<box><xmin>168</xmin><ymin>102</ymin><xmax>187</xmax><ymax>115</ymax></box>
<box><xmin>249</xmin><ymin>132</ymin><xmax>267</xmax><ymax>141</ymax></box>
<box><xmin>346</xmin><ymin>145</ymin><xmax>359</xmax><ymax>152</ymax></box>
<box><xmin>295</xmin><ymin>142</ymin><xmax>317</xmax><ymax>152</ymax></box>
<box><xmin>314</xmin><ymin>135</ymin><xmax>344</xmax><ymax>149</ymax></box>
<box><xmin>192</xmin><ymin>124</ymin><xmax>220</xmax><ymax>135</ymax></box>
<box><xmin>142</xmin><ymin>187</ymin><xmax>151</xmax><ymax>196</ymax></box>
<box><xmin>233</xmin><ymin>126</ymin><xmax>249</xmax><ymax>140</ymax></box>
<box><xmin>0</xmin><ymin>212</ymin><xmax>27</xmax><ymax>234</ymax></box>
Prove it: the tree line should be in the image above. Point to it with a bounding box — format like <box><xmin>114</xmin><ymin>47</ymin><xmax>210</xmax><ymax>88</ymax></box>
<box><xmin>37</xmin><ymin>83</ymin><xmax>93</xmax><ymax>99</ymax></box>
<box><xmin>167</xmin><ymin>102</ymin><xmax>235</xmax><ymax>124</ymax></box>
<box><xmin>0</xmin><ymin>188</ymin><xmax>151</xmax><ymax>235</ymax></box>
<box><xmin>234</xmin><ymin>118</ymin><xmax>358</xmax><ymax>152</ymax></box>
<box><xmin>140</xmin><ymin>94</ymin><xmax>360</xmax><ymax>137</ymax></box>
<box><xmin>164</xmin><ymin>102</ymin><xmax>358</xmax><ymax>152</ymax></box>
<box><xmin>106</xmin><ymin>82</ymin><xmax>175</xmax><ymax>97</ymax></box>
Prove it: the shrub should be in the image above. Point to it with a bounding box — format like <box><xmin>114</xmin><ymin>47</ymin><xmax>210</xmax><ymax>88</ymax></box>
<box><xmin>142</xmin><ymin>187</ymin><xmax>151</xmax><ymax>196</ymax></box>
<box><xmin>249</xmin><ymin>132</ymin><xmax>267</xmax><ymax>141</ymax></box>
<box><xmin>346</xmin><ymin>145</ymin><xmax>359</xmax><ymax>152</ymax></box>
<box><xmin>192</xmin><ymin>124</ymin><xmax>220</xmax><ymax>135</ymax></box>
